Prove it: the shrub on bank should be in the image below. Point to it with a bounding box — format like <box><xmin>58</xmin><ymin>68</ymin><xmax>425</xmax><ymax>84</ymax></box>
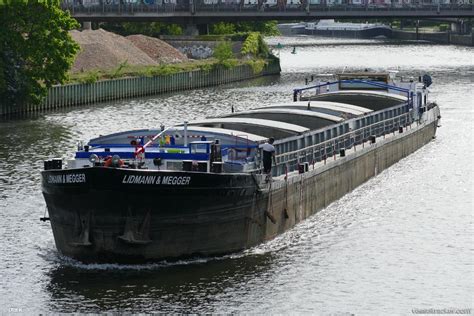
<box><xmin>241</xmin><ymin>32</ymin><xmax>270</xmax><ymax>59</ymax></box>
<box><xmin>213</xmin><ymin>41</ymin><xmax>234</xmax><ymax>62</ymax></box>
<box><xmin>68</xmin><ymin>57</ymin><xmax>275</xmax><ymax>83</ymax></box>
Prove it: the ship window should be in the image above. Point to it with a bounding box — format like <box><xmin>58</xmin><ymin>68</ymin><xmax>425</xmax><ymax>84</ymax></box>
<box><xmin>191</xmin><ymin>143</ymin><xmax>209</xmax><ymax>154</ymax></box>
<box><xmin>326</xmin><ymin>130</ymin><xmax>331</xmax><ymax>139</ymax></box>
<box><xmin>424</xmin><ymin>94</ymin><xmax>427</xmax><ymax>105</ymax></box>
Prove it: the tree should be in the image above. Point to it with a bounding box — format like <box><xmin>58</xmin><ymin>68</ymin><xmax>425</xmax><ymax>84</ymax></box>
<box><xmin>0</xmin><ymin>0</ymin><xmax>80</xmax><ymax>106</ymax></box>
<box><xmin>101</xmin><ymin>22</ymin><xmax>183</xmax><ymax>37</ymax></box>
<box><xmin>210</xmin><ymin>22</ymin><xmax>236</xmax><ymax>35</ymax></box>
<box><xmin>209</xmin><ymin>21</ymin><xmax>280</xmax><ymax>36</ymax></box>
<box><xmin>241</xmin><ymin>32</ymin><xmax>269</xmax><ymax>58</ymax></box>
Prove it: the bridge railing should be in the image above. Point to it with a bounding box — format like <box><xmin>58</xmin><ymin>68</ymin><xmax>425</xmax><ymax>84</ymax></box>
<box><xmin>60</xmin><ymin>1</ymin><xmax>473</xmax><ymax>14</ymax></box>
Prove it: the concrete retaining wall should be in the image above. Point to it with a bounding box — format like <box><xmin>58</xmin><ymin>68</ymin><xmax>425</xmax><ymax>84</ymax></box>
<box><xmin>392</xmin><ymin>30</ymin><xmax>474</xmax><ymax>46</ymax></box>
<box><xmin>166</xmin><ymin>40</ymin><xmax>243</xmax><ymax>59</ymax></box>
<box><xmin>0</xmin><ymin>60</ymin><xmax>281</xmax><ymax>117</ymax></box>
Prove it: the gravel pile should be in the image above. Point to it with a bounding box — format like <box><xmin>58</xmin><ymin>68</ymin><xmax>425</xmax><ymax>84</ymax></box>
<box><xmin>127</xmin><ymin>35</ymin><xmax>188</xmax><ymax>64</ymax></box>
<box><xmin>70</xmin><ymin>29</ymin><xmax>159</xmax><ymax>73</ymax></box>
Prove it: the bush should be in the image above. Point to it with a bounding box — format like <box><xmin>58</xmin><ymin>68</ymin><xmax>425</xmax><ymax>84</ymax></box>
<box><xmin>110</xmin><ymin>60</ymin><xmax>128</xmax><ymax>79</ymax></box>
<box><xmin>246</xmin><ymin>59</ymin><xmax>267</xmax><ymax>74</ymax></box>
<box><xmin>210</xmin><ymin>22</ymin><xmax>236</xmax><ymax>35</ymax></box>
<box><xmin>102</xmin><ymin>22</ymin><xmax>183</xmax><ymax>37</ymax></box>
<box><xmin>213</xmin><ymin>41</ymin><xmax>234</xmax><ymax>62</ymax></box>
<box><xmin>82</xmin><ymin>71</ymin><xmax>100</xmax><ymax>84</ymax></box>
<box><xmin>241</xmin><ymin>32</ymin><xmax>269</xmax><ymax>58</ymax></box>
<box><xmin>221</xmin><ymin>59</ymin><xmax>238</xmax><ymax>69</ymax></box>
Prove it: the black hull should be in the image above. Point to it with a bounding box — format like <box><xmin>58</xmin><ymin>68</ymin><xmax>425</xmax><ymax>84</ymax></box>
<box><xmin>305</xmin><ymin>27</ymin><xmax>392</xmax><ymax>38</ymax></box>
<box><xmin>42</xmin><ymin>168</ymin><xmax>265</xmax><ymax>263</ymax></box>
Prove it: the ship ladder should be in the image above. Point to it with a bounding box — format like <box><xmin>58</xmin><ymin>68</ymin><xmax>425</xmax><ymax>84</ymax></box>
<box><xmin>264</xmin><ymin>181</ymin><xmax>277</xmax><ymax>224</ymax></box>
<box><xmin>283</xmin><ymin>164</ymin><xmax>289</xmax><ymax>219</ymax></box>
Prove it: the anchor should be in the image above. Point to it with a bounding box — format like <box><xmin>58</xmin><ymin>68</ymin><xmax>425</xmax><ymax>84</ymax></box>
<box><xmin>118</xmin><ymin>208</ymin><xmax>152</xmax><ymax>245</ymax></box>
<box><xmin>69</xmin><ymin>211</ymin><xmax>92</xmax><ymax>247</ymax></box>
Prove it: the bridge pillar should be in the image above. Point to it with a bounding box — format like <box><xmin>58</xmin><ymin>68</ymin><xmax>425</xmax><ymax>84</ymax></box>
<box><xmin>451</xmin><ymin>22</ymin><xmax>460</xmax><ymax>33</ymax></box>
<box><xmin>184</xmin><ymin>24</ymin><xmax>199</xmax><ymax>36</ymax></box>
<box><xmin>415</xmin><ymin>20</ymin><xmax>419</xmax><ymax>41</ymax></box>
<box><xmin>451</xmin><ymin>21</ymin><xmax>470</xmax><ymax>35</ymax></box>
<box><xmin>82</xmin><ymin>21</ymin><xmax>92</xmax><ymax>30</ymax></box>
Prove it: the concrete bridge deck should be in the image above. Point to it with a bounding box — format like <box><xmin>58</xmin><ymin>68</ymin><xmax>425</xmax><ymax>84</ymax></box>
<box><xmin>63</xmin><ymin>3</ymin><xmax>474</xmax><ymax>23</ymax></box>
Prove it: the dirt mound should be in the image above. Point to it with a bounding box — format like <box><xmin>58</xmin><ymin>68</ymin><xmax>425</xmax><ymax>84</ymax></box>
<box><xmin>127</xmin><ymin>34</ymin><xmax>188</xmax><ymax>64</ymax></box>
<box><xmin>70</xmin><ymin>29</ymin><xmax>158</xmax><ymax>73</ymax></box>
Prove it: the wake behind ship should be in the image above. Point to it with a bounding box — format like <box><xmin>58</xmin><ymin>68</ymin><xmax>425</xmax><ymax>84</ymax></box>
<box><xmin>41</xmin><ymin>72</ymin><xmax>440</xmax><ymax>263</ymax></box>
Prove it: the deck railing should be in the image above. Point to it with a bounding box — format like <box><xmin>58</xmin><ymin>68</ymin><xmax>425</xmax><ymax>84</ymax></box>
<box><xmin>256</xmin><ymin>104</ymin><xmax>412</xmax><ymax>177</ymax></box>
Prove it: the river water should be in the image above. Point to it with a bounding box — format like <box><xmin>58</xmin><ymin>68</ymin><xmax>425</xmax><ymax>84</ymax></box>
<box><xmin>0</xmin><ymin>37</ymin><xmax>472</xmax><ymax>314</ymax></box>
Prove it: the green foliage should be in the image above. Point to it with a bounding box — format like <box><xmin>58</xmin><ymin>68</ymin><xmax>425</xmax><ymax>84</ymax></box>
<box><xmin>246</xmin><ymin>59</ymin><xmax>267</xmax><ymax>74</ymax></box>
<box><xmin>209</xmin><ymin>21</ymin><xmax>280</xmax><ymax>36</ymax></box>
<box><xmin>110</xmin><ymin>60</ymin><xmax>129</xmax><ymax>79</ymax></box>
<box><xmin>0</xmin><ymin>0</ymin><xmax>80</xmax><ymax>106</ymax></box>
<box><xmin>81</xmin><ymin>71</ymin><xmax>99</xmax><ymax>84</ymax></box>
<box><xmin>199</xmin><ymin>63</ymin><xmax>214</xmax><ymax>73</ymax></box>
<box><xmin>67</xmin><ymin>59</ymin><xmax>238</xmax><ymax>83</ymax></box>
<box><xmin>241</xmin><ymin>32</ymin><xmax>269</xmax><ymax>58</ymax></box>
<box><xmin>102</xmin><ymin>22</ymin><xmax>183</xmax><ymax>37</ymax></box>
<box><xmin>234</xmin><ymin>21</ymin><xmax>280</xmax><ymax>36</ymax></box>
<box><xmin>213</xmin><ymin>41</ymin><xmax>234</xmax><ymax>62</ymax></box>
<box><xmin>220</xmin><ymin>59</ymin><xmax>238</xmax><ymax>69</ymax></box>
<box><xmin>210</xmin><ymin>22</ymin><xmax>236</xmax><ymax>35</ymax></box>
<box><xmin>241</xmin><ymin>33</ymin><xmax>259</xmax><ymax>56</ymax></box>
<box><xmin>166</xmin><ymin>24</ymin><xmax>183</xmax><ymax>36</ymax></box>
<box><xmin>439</xmin><ymin>24</ymin><xmax>450</xmax><ymax>32</ymax></box>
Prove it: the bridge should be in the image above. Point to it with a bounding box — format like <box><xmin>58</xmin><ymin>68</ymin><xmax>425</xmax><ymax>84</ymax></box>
<box><xmin>63</xmin><ymin>2</ymin><xmax>474</xmax><ymax>24</ymax></box>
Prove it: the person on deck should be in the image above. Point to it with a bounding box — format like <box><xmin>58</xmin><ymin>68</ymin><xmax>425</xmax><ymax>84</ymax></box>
<box><xmin>262</xmin><ymin>138</ymin><xmax>276</xmax><ymax>179</ymax></box>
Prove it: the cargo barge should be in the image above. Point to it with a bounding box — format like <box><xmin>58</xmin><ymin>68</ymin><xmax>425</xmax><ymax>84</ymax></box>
<box><xmin>305</xmin><ymin>20</ymin><xmax>393</xmax><ymax>38</ymax></box>
<box><xmin>41</xmin><ymin>72</ymin><xmax>440</xmax><ymax>263</ymax></box>
<box><xmin>278</xmin><ymin>20</ymin><xmax>392</xmax><ymax>38</ymax></box>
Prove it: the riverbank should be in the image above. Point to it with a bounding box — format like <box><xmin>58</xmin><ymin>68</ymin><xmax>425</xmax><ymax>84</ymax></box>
<box><xmin>0</xmin><ymin>29</ymin><xmax>281</xmax><ymax>117</ymax></box>
<box><xmin>277</xmin><ymin>21</ymin><xmax>473</xmax><ymax>47</ymax></box>
<box><xmin>0</xmin><ymin>59</ymin><xmax>281</xmax><ymax>117</ymax></box>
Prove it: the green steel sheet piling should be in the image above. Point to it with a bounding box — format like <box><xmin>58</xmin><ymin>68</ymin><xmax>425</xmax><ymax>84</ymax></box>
<box><xmin>1</xmin><ymin>60</ymin><xmax>280</xmax><ymax>116</ymax></box>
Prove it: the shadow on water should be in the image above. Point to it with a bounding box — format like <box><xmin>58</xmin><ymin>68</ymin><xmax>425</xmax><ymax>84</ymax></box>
<box><xmin>45</xmin><ymin>253</ymin><xmax>275</xmax><ymax>313</ymax></box>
